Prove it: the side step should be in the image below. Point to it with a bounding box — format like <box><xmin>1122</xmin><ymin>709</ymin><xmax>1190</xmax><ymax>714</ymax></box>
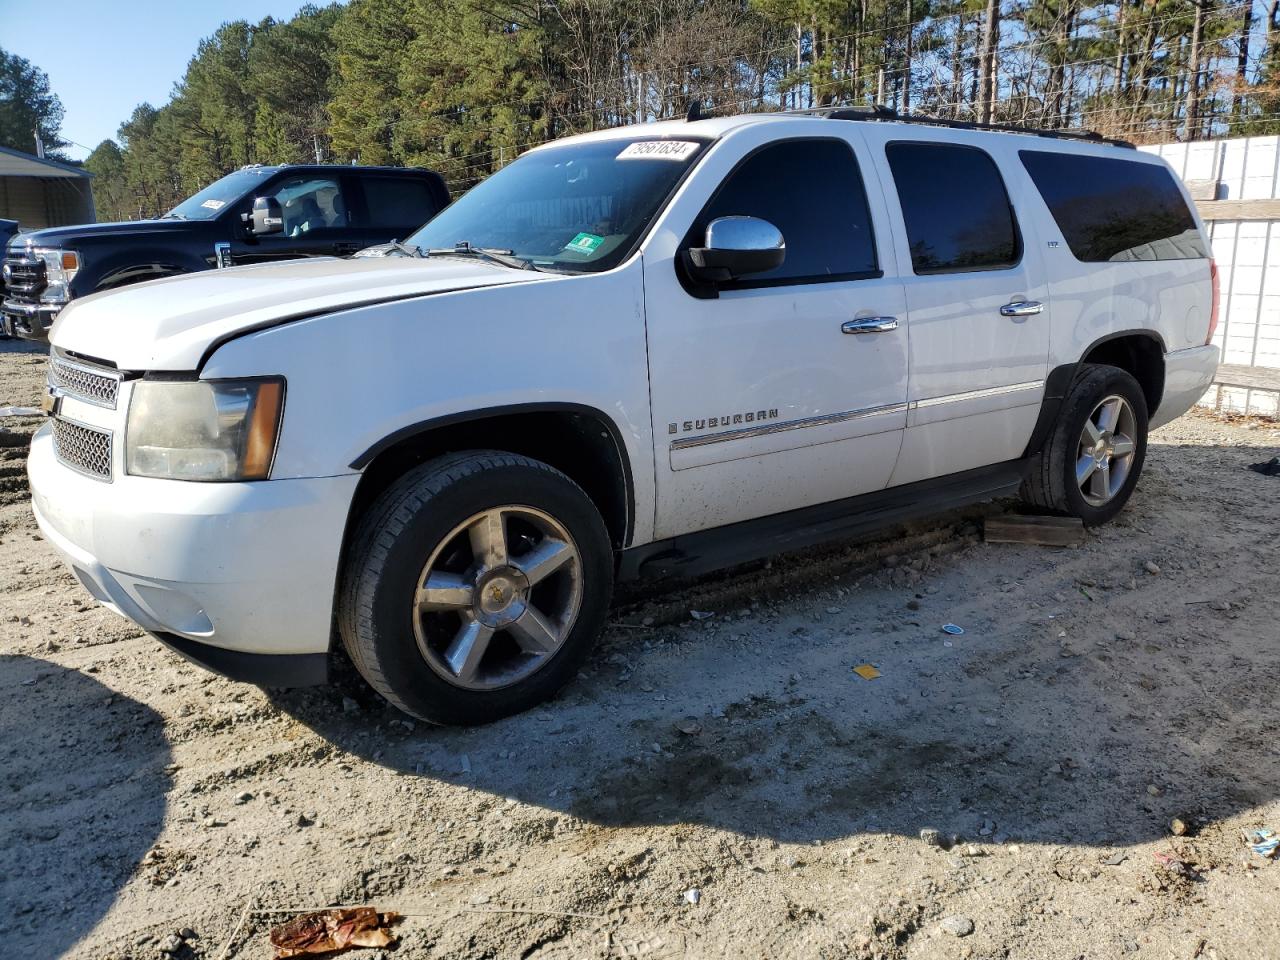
<box><xmin>621</xmin><ymin>460</ymin><xmax>1028</xmax><ymax>581</ymax></box>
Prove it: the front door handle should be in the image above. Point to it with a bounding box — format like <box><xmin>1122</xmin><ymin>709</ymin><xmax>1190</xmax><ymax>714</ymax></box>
<box><xmin>1000</xmin><ymin>300</ymin><xmax>1044</xmax><ymax>318</ymax></box>
<box><xmin>842</xmin><ymin>316</ymin><xmax>899</xmax><ymax>334</ymax></box>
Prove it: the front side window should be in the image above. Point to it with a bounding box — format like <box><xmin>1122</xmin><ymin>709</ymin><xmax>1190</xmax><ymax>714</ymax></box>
<box><xmin>407</xmin><ymin>137</ymin><xmax>708</xmax><ymax>273</ymax></box>
<box><xmin>268</xmin><ymin>177</ymin><xmax>346</xmax><ymax>236</ymax></box>
<box><xmin>1019</xmin><ymin>150</ymin><xmax>1207</xmax><ymax>262</ymax></box>
<box><xmin>690</xmin><ymin>138</ymin><xmax>878</xmax><ymax>287</ymax></box>
<box><xmin>886</xmin><ymin>142</ymin><xmax>1021</xmax><ymax>274</ymax></box>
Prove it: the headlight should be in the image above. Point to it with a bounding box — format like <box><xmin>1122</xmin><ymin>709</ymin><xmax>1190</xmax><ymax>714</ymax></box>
<box><xmin>34</xmin><ymin>248</ymin><xmax>80</xmax><ymax>302</ymax></box>
<box><xmin>126</xmin><ymin>378</ymin><xmax>285</xmax><ymax>481</ymax></box>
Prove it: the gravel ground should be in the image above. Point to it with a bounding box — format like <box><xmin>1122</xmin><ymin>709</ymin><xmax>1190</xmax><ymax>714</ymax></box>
<box><xmin>2</xmin><ymin>339</ymin><xmax>1279</xmax><ymax>960</ymax></box>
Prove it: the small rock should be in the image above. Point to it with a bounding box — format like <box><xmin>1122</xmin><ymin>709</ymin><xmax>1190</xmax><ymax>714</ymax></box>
<box><xmin>1146</xmin><ymin>784</ymin><xmax>1162</xmax><ymax>797</ymax></box>
<box><xmin>689</xmin><ymin>610</ymin><xmax>714</xmax><ymax>621</ymax></box>
<box><xmin>683</xmin><ymin>888</ymin><xmax>701</xmax><ymax>905</ymax></box>
<box><xmin>825</xmin><ymin>606</ymin><xmax>842</xmax><ymax>615</ymax></box>
<box><xmin>233</xmin><ymin>791</ymin><xmax>253</xmax><ymax>805</ymax></box>
<box><xmin>940</xmin><ymin>915</ymin><xmax>975</xmax><ymax>938</ymax></box>
<box><xmin>1144</xmin><ymin>561</ymin><xmax>1161</xmax><ymax>576</ymax></box>
<box><xmin>784</xmin><ymin>854</ymin><xmax>802</xmax><ymax>869</ymax></box>
<box><xmin>157</xmin><ymin>933</ymin><xmax>184</xmax><ymax>954</ymax></box>
<box><xmin>341</xmin><ymin>696</ymin><xmax>360</xmax><ymax>714</ymax></box>
<box><xmin>676</xmin><ymin>720</ymin><xmax>702</xmax><ymax>736</ymax></box>
<box><xmin>919</xmin><ymin>827</ymin><xmax>942</xmax><ymax>847</ymax></box>
<box><xmin>906</xmin><ymin>599</ymin><xmax>921</xmax><ymax>611</ymax></box>
<box><xmin>1170</xmin><ymin>817</ymin><xmax>1189</xmax><ymax>836</ymax></box>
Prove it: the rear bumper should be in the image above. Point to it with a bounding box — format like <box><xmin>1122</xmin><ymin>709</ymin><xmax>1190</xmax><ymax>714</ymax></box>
<box><xmin>1151</xmin><ymin>343</ymin><xmax>1221</xmax><ymax>429</ymax></box>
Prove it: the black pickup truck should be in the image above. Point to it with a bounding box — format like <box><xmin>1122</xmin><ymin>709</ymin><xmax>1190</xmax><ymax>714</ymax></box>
<box><xmin>1</xmin><ymin>164</ymin><xmax>449</xmax><ymax>340</ymax></box>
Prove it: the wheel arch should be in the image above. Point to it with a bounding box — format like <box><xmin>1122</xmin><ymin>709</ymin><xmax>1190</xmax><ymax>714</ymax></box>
<box><xmin>1024</xmin><ymin>330</ymin><xmax>1166</xmax><ymax>458</ymax></box>
<box><xmin>346</xmin><ymin>403</ymin><xmax>635</xmax><ymax>553</ymax></box>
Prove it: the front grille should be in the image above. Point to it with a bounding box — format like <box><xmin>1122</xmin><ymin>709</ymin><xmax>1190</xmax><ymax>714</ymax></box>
<box><xmin>52</xmin><ymin>418</ymin><xmax>113</xmax><ymax>481</ymax></box>
<box><xmin>49</xmin><ymin>355</ymin><xmax>122</xmax><ymax>409</ymax></box>
<box><xmin>2</xmin><ymin>255</ymin><xmax>46</xmax><ymax>298</ymax></box>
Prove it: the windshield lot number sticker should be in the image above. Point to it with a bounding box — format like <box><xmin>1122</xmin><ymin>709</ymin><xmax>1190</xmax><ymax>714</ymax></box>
<box><xmin>565</xmin><ymin>232</ymin><xmax>604</xmax><ymax>255</ymax></box>
<box><xmin>617</xmin><ymin>141</ymin><xmax>699</xmax><ymax>161</ymax></box>
<box><xmin>201</xmin><ymin>199</ymin><xmax>226</xmax><ymax>210</ymax></box>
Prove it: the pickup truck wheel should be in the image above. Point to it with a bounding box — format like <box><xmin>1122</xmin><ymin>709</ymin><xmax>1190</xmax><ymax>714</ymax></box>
<box><xmin>1022</xmin><ymin>363</ymin><xmax>1149</xmax><ymax>526</ymax></box>
<box><xmin>339</xmin><ymin>451</ymin><xmax>613</xmax><ymax>725</ymax></box>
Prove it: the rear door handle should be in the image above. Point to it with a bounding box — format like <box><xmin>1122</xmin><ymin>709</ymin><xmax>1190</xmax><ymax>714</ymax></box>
<box><xmin>1000</xmin><ymin>300</ymin><xmax>1043</xmax><ymax>318</ymax></box>
<box><xmin>841</xmin><ymin>316</ymin><xmax>899</xmax><ymax>334</ymax></box>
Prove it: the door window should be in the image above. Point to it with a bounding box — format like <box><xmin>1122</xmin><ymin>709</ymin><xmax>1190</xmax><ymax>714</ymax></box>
<box><xmin>886</xmin><ymin>142</ymin><xmax>1021</xmax><ymax>274</ymax></box>
<box><xmin>359</xmin><ymin>176</ymin><xmax>441</xmax><ymax>231</ymax></box>
<box><xmin>268</xmin><ymin>177</ymin><xmax>346</xmax><ymax>237</ymax></box>
<box><xmin>1019</xmin><ymin>151</ymin><xmax>1207</xmax><ymax>262</ymax></box>
<box><xmin>689</xmin><ymin>138</ymin><xmax>879</xmax><ymax>288</ymax></box>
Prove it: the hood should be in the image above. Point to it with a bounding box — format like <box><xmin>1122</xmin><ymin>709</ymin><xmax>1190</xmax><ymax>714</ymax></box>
<box><xmin>51</xmin><ymin>255</ymin><xmax>553</xmax><ymax>370</ymax></box>
<box><xmin>7</xmin><ymin>219</ymin><xmax>191</xmax><ymax>250</ymax></box>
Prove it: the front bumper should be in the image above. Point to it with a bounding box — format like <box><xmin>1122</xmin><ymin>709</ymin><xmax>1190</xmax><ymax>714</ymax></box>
<box><xmin>28</xmin><ymin>424</ymin><xmax>360</xmax><ymax>684</ymax></box>
<box><xmin>1151</xmin><ymin>343</ymin><xmax>1222</xmax><ymax>430</ymax></box>
<box><xmin>2</xmin><ymin>298</ymin><xmax>62</xmax><ymax>341</ymax></box>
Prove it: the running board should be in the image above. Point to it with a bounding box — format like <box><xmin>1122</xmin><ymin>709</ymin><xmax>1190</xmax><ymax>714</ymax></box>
<box><xmin>620</xmin><ymin>460</ymin><xmax>1028</xmax><ymax>582</ymax></box>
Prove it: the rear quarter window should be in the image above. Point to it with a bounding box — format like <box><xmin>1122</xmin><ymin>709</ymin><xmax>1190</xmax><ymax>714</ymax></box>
<box><xmin>1019</xmin><ymin>151</ymin><xmax>1207</xmax><ymax>262</ymax></box>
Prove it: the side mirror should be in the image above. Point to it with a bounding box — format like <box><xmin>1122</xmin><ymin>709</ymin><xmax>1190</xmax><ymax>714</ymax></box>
<box><xmin>251</xmin><ymin>196</ymin><xmax>283</xmax><ymax>235</ymax></box>
<box><xmin>685</xmin><ymin>216</ymin><xmax>785</xmax><ymax>284</ymax></box>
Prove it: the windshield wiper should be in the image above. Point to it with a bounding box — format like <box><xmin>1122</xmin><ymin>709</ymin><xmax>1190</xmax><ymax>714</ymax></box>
<box><xmin>424</xmin><ymin>242</ymin><xmax>535</xmax><ymax>271</ymax></box>
<box><xmin>388</xmin><ymin>240</ymin><xmax>424</xmax><ymax>258</ymax></box>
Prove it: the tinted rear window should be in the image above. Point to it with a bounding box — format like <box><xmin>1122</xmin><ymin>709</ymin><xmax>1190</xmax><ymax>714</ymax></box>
<box><xmin>886</xmin><ymin>142</ymin><xmax>1021</xmax><ymax>274</ymax></box>
<box><xmin>361</xmin><ymin>176</ymin><xmax>440</xmax><ymax>229</ymax></box>
<box><xmin>1019</xmin><ymin>151</ymin><xmax>1207</xmax><ymax>262</ymax></box>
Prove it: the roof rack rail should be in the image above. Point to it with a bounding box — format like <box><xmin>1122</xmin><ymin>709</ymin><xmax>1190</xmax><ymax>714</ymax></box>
<box><xmin>778</xmin><ymin>103</ymin><xmax>1135</xmax><ymax>149</ymax></box>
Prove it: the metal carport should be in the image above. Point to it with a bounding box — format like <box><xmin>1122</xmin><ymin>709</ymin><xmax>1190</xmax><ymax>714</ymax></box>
<box><xmin>0</xmin><ymin>145</ymin><xmax>95</xmax><ymax>229</ymax></box>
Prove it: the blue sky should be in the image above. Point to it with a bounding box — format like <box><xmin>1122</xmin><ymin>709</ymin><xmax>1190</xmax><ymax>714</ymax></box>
<box><xmin>1</xmin><ymin>0</ymin><xmax>340</xmax><ymax>161</ymax></box>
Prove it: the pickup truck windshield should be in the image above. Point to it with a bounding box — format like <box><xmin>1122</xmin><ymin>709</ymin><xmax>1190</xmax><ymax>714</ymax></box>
<box><xmin>165</xmin><ymin>168</ymin><xmax>277</xmax><ymax>221</ymax></box>
<box><xmin>406</xmin><ymin>137</ymin><xmax>708</xmax><ymax>273</ymax></box>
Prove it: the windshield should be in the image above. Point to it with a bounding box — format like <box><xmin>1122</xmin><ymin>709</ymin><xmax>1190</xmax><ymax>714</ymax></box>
<box><xmin>407</xmin><ymin>137</ymin><xmax>708</xmax><ymax>272</ymax></box>
<box><xmin>165</xmin><ymin>168</ymin><xmax>277</xmax><ymax>221</ymax></box>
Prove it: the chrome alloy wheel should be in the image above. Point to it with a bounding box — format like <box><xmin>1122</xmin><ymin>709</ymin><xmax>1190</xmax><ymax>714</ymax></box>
<box><xmin>412</xmin><ymin>506</ymin><xmax>583</xmax><ymax>690</ymax></box>
<box><xmin>1076</xmin><ymin>394</ymin><xmax>1138</xmax><ymax>507</ymax></box>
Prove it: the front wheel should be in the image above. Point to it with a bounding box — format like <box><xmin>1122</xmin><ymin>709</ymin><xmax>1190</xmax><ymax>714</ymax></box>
<box><xmin>338</xmin><ymin>451</ymin><xmax>614</xmax><ymax>725</ymax></box>
<box><xmin>1022</xmin><ymin>363</ymin><xmax>1149</xmax><ymax>526</ymax></box>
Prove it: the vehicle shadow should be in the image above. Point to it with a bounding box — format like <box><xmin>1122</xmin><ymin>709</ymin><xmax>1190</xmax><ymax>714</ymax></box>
<box><xmin>271</xmin><ymin>444</ymin><xmax>1280</xmax><ymax>851</ymax></box>
<box><xmin>0</xmin><ymin>337</ymin><xmax>49</xmax><ymax>357</ymax></box>
<box><xmin>0</xmin><ymin>655</ymin><xmax>171</xmax><ymax>957</ymax></box>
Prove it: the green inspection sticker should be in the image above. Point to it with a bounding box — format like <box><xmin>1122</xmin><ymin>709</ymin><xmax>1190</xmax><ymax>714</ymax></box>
<box><xmin>564</xmin><ymin>232</ymin><xmax>604</xmax><ymax>255</ymax></box>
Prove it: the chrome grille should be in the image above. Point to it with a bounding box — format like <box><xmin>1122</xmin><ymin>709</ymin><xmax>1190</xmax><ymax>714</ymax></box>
<box><xmin>2</xmin><ymin>255</ymin><xmax>46</xmax><ymax>297</ymax></box>
<box><xmin>52</xmin><ymin>418</ymin><xmax>113</xmax><ymax>481</ymax></box>
<box><xmin>49</xmin><ymin>355</ymin><xmax>122</xmax><ymax>409</ymax></box>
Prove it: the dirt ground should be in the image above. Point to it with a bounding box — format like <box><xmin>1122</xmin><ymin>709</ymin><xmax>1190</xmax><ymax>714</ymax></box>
<box><xmin>2</xmin><ymin>339</ymin><xmax>1279</xmax><ymax>960</ymax></box>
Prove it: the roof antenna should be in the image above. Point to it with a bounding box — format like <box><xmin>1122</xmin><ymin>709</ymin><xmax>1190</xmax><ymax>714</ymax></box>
<box><xmin>686</xmin><ymin>101</ymin><xmax>703</xmax><ymax>122</ymax></box>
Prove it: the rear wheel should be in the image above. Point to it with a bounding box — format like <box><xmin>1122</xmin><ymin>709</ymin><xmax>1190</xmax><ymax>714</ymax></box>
<box><xmin>339</xmin><ymin>451</ymin><xmax>613</xmax><ymax>725</ymax></box>
<box><xmin>1022</xmin><ymin>363</ymin><xmax>1149</xmax><ymax>525</ymax></box>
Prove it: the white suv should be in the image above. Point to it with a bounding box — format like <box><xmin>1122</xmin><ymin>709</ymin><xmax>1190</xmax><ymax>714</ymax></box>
<box><xmin>28</xmin><ymin>108</ymin><xmax>1220</xmax><ymax>725</ymax></box>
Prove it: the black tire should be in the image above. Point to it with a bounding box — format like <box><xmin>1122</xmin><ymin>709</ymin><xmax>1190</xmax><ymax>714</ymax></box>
<box><xmin>1022</xmin><ymin>363</ymin><xmax>1149</xmax><ymax>526</ymax></box>
<box><xmin>338</xmin><ymin>451</ymin><xmax>613</xmax><ymax>726</ymax></box>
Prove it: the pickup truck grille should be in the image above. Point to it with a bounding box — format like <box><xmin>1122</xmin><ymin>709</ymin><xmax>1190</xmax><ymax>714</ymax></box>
<box><xmin>2</xmin><ymin>255</ymin><xmax>46</xmax><ymax>298</ymax></box>
<box><xmin>49</xmin><ymin>355</ymin><xmax>122</xmax><ymax>409</ymax></box>
<box><xmin>52</xmin><ymin>417</ymin><xmax>113</xmax><ymax>481</ymax></box>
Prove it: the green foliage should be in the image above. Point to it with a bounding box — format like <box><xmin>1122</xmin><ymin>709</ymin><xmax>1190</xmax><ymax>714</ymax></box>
<box><xmin>0</xmin><ymin>48</ymin><xmax>67</xmax><ymax>158</ymax></box>
<box><xmin>37</xmin><ymin>0</ymin><xmax>1280</xmax><ymax>219</ymax></box>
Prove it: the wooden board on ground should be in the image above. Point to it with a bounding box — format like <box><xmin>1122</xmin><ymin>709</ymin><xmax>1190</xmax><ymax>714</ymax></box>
<box><xmin>984</xmin><ymin>514</ymin><xmax>1087</xmax><ymax>547</ymax></box>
